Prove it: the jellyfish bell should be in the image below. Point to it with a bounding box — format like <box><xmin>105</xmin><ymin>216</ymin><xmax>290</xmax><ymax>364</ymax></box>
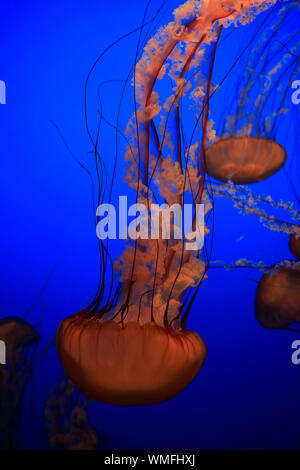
<box><xmin>56</xmin><ymin>312</ymin><xmax>207</xmax><ymax>406</ymax></box>
<box><xmin>0</xmin><ymin>317</ymin><xmax>40</xmax><ymax>448</ymax></box>
<box><xmin>0</xmin><ymin>316</ymin><xmax>40</xmax><ymax>366</ymax></box>
<box><xmin>255</xmin><ymin>262</ymin><xmax>300</xmax><ymax>329</ymax></box>
<box><xmin>289</xmin><ymin>232</ymin><xmax>300</xmax><ymax>261</ymax></box>
<box><xmin>205</xmin><ymin>137</ymin><xmax>286</xmax><ymax>185</ymax></box>
<box><xmin>0</xmin><ymin>317</ymin><xmax>40</xmax><ymax>394</ymax></box>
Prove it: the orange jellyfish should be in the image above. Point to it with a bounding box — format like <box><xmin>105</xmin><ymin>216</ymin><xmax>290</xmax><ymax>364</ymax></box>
<box><xmin>255</xmin><ymin>262</ymin><xmax>300</xmax><ymax>329</ymax></box>
<box><xmin>57</xmin><ymin>0</ymin><xmax>278</xmax><ymax>405</ymax></box>
<box><xmin>202</xmin><ymin>1</ymin><xmax>300</xmax><ymax>245</ymax></box>
<box><xmin>57</xmin><ymin>317</ymin><xmax>206</xmax><ymax>406</ymax></box>
<box><xmin>206</xmin><ymin>0</ymin><xmax>299</xmax><ymax>185</ymax></box>
<box><xmin>206</xmin><ymin>137</ymin><xmax>286</xmax><ymax>184</ymax></box>
<box><xmin>0</xmin><ymin>317</ymin><xmax>40</xmax><ymax>449</ymax></box>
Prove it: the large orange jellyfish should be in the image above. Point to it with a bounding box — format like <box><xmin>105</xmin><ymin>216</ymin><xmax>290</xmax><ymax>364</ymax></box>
<box><xmin>255</xmin><ymin>262</ymin><xmax>300</xmax><ymax>329</ymax></box>
<box><xmin>57</xmin><ymin>0</ymin><xmax>279</xmax><ymax>406</ymax></box>
<box><xmin>57</xmin><ymin>318</ymin><xmax>206</xmax><ymax>406</ymax></box>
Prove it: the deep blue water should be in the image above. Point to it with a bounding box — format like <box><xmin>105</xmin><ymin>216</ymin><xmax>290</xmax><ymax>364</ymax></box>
<box><xmin>1</xmin><ymin>0</ymin><xmax>300</xmax><ymax>450</ymax></box>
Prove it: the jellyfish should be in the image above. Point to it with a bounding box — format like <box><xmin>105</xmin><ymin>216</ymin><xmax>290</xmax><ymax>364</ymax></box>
<box><xmin>288</xmin><ymin>185</ymin><xmax>300</xmax><ymax>260</ymax></box>
<box><xmin>56</xmin><ymin>0</ymin><xmax>279</xmax><ymax>406</ymax></box>
<box><xmin>45</xmin><ymin>378</ymin><xmax>100</xmax><ymax>450</ymax></box>
<box><xmin>206</xmin><ymin>0</ymin><xmax>299</xmax><ymax>185</ymax></box>
<box><xmin>198</xmin><ymin>0</ymin><xmax>300</xmax><ymax>251</ymax></box>
<box><xmin>0</xmin><ymin>317</ymin><xmax>40</xmax><ymax>367</ymax></box>
<box><xmin>206</xmin><ymin>137</ymin><xmax>286</xmax><ymax>185</ymax></box>
<box><xmin>289</xmin><ymin>232</ymin><xmax>300</xmax><ymax>260</ymax></box>
<box><xmin>0</xmin><ymin>317</ymin><xmax>40</xmax><ymax>449</ymax></box>
<box><xmin>255</xmin><ymin>261</ymin><xmax>300</xmax><ymax>329</ymax></box>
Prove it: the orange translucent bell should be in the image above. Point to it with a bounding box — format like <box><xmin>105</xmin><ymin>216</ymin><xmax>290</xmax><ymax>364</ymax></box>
<box><xmin>56</xmin><ymin>312</ymin><xmax>207</xmax><ymax>406</ymax></box>
<box><xmin>255</xmin><ymin>265</ymin><xmax>300</xmax><ymax>329</ymax></box>
<box><xmin>289</xmin><ymin>233</ymin><xmax>300</xmax><ymax>261</ymax></box>
<box><xmin>206</xmin><ymin>137</ymin><xmax>286</xmax><ymax>184</ymax></box>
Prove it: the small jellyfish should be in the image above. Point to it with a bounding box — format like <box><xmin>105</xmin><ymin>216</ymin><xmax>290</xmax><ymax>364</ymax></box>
<box><xmin>206</xmin><ymin>0</ymin><xmax>299</xmax><ymax>185</ymax></box>
<box><xmin>0</xmin><ymin>317</ymin><xmax>40</xmax><ymax>368</ymax></box>
<box><xmin>255</xmin><ymin>262</ymin><xmax>300</xmax><ymax>329</ymax></box>
<box><xmin>203</xmin><ymin>1</ymin><xmax>300</xmax><ymax>240</ymax></box>
<box><xmin>45</xmin><ymin>378</ymin><xmax>99</xmax><ymax>450</ymax></box>
<box><xmin>289</xmin><ymin>232</ymin><xmax>300</xmax><ymax>260</ymax></box>
<box><xmin>0</xmin><ymin>317</ymin><xmax>40</xmax><ymax>449</ymax></box>
<box><xmin>206</xmin><ymin>137</ymin><xmax>286</xmax><ymax>184</ymax></box>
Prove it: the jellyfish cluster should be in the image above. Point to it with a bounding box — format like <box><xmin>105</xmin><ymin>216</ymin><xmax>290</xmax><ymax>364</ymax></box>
<box><xmin>56</xmin><ymin>0</ymin><xmax>300</xmax><ymax>406</ymax></box>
